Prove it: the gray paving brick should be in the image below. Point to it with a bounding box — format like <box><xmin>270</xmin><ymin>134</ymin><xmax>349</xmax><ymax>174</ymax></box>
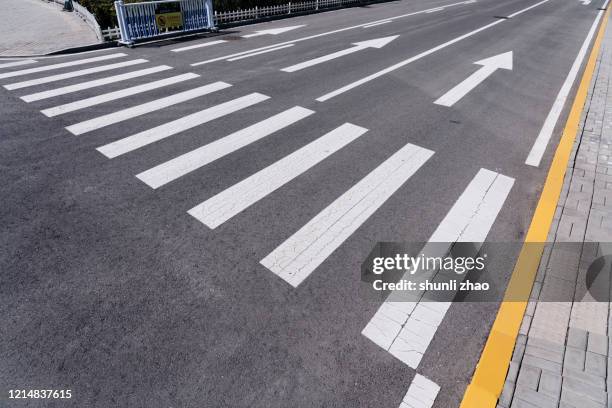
<box><xmin>525</xmin><ymin>301</ymin><xmax>536</xmax><ymax>317</ymax></box>
<box><xmin>513</xmin><ymin>340</ymin><xmax>526</xmax><ymax>363</ymax></box>
<box><xmin>527</xmin><ymin>336</ymin><xmax>566</xmax><ymax>354</ymax></box>
<box><xmin>520</xmin><ymin>315</ymin><xmax>532</xmax><ymax>336</ymax></box>
<box><xmin>499</xmin><ymin>379</ymin><xmax>515</xmax><ymax>408</ymax></box>
<box><xmin>568</xmin><ymin>328</ymin><xmax>588</xmax><ymax>350</ymax></box>
<box><xmin>517</xmin><ymin>365</ymin><xmax>541</xmax><ymax>390</ymax></box>
<box><xmin>530</xmin><ymin>282</ymin><xmax>542</xmax><ymax>301</ymax></box>
<box><xmin>562</xmin><ymin>387</ymin><xmax>606</xmax><ymax>408</ymax></box>
<box><xmin>523</xmin><ymin>355</ymin><xmax>562</xmax><ymax>374</ymax></box>
<box><xmin>588</xmin><ymin>332</ymin><xmax>609</xmax><ymax>356</ymax></box>
<box><xmin>564</xmin><ymin>347</ymin><xmax>586</xmax><ymax>371</ymax></box>
<box><xmin>586</xmin><ymin>351</ymin><xmax>607</xmax><ymax>377</ymax></box>
<box><xmin>539</xmin><ymin>371</ymin><xmax>562</xmax><ymax>399</ymax></box>
<box><xmin>540</xmin><ymin>275</ymin><xmax>576</xmax><ymax>302</ymax></box>
<box><xmin>525</xmin><ymin>344</ymin><xmax>564</xmax><ymax>365</ymax></box>
<box><xmin>510</xmin><ymin>397</ymin><xmax>539</xmax><ymax>408</ymax></box>
<box><xmin>507</xmin><ymin>361</ymin><xmax>520</xmax><ymax>384</ymax></box>
<box><xmin>563</xmin><ymin>366</ymin><xmax>607</xmax><ymax>388</ymax></box>
<box><xmin>514</xmin><ymin>386</ymin><xmax>559</xmax><ymax>408</ymax></box>
<box><xmin>563</xmin><ymin>375</ymin><xmax>608</xmax><ymax>404</ymax></box>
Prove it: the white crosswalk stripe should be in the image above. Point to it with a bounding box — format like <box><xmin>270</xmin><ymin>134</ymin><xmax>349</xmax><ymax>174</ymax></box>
<box><xmin>0</xmin><ymin>59</ymin><xmax>37</xmax><ymax>69</ymax></box>
<box><xmin>400</xmin><ymin>374</ymin><xmax>440</xmax><ymax>408</ymax></box>
<box><xmin>4</xmin><ymin>59</ymin><xmax>149</xmax><ymax>90</ymax></box>
<box><xmin>0</xmin><ymin>53</ymin><xmax>126</xmax><ymax>80</ymax></box>
<box><xmin>261</xmin><ymin>142</ymin><xmax>434</xmax><ymax>287</ymax></box>
<box><xmin>171</xmin><ymin>40</ymin><xmax>227</xmax><ymax>52</ymax></box>
<box><xmin>66</xmin><ymin>81</ymin><xmax>231</xmax><ymax>136</ymax></box>
<box><xmin>188</xmin><ymin>123</ymin><xmax>368</xmax><ymax>229</ymax></box>
<box><xmin>21</xmin><ymin>65</ymin><xmax>173</xmax><ymax>102</ymax></box>
<box><xmin>361</xmin><ymin>168</ymin><xmax>514</xmax><ymax>368</ymax></box>
<box><xmin>136</xmin><ymin>106</ymin><xmax>315</xmax><ymax>189</ymax></box>
<box><xmin>97</xmin><ymin>92</ymin><xmax>268</xmax><ymax>158</ymax></box>
<box><xmin>42</xmin><ymin>73</ymin><xmax>200</xmax><ymax>117</ymax></box>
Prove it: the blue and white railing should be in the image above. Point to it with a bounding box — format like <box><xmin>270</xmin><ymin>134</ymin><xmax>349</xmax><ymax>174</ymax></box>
<box><xmin>114</xmin><ymin>0</ymin><xmax>215</xmax><ymax>45</ymax></box>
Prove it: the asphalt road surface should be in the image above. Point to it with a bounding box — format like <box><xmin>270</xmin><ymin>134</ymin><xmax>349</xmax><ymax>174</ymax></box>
<box><xmin>0</xmin><ymin>0</ymin><xmax>604</xmax><ymax>406</ymax></box>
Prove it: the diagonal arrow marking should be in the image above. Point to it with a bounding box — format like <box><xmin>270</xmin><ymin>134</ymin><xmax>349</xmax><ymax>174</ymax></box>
<box><xmin>434</xmin><ymin>51</ymin><xmax>513</xmax><ymax>107</ymax></box>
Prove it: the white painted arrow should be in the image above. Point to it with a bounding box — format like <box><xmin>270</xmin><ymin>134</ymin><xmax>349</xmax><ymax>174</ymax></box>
<box><xmin>281</xmin><ymin>36</ymin><xmax>399</xmax><ymax>73</ymax></box>
<box><xmin>242</xmin><ymin>25</ymin><xmax>305</xmax><ymax>38</ymax></box>
<box><xmin>434</xmin><ymin>51</ymin><xmax>513</xmax><ymax>107</ymax></box>
<box><xmin>581</xmin><ymin>0</ymin><xmax>592</xmax><ymax>5</ymax></box>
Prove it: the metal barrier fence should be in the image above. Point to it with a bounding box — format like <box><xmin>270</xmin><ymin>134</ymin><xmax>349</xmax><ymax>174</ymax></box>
<box><xmin>214</xmin><ymin>0</ymin><xmax>362</xmax><ymax>25</ymax></box>
<box><xmin>114</xmin><ymin>0</ymin><xmax>214</xmax><ymax>45</ymax></box>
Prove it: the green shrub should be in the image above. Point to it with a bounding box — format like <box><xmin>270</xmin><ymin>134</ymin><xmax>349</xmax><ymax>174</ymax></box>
<box><xmin>77</xmin><ymin>0</ymin><xmax>117</xmax><ymax>28</ymax></box>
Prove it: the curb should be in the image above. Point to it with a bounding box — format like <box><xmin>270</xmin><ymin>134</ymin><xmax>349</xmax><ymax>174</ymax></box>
<box><xmin>0</xmin><ymin>41</ymin><xmax>118</xmax><ymax>59</ymax></box>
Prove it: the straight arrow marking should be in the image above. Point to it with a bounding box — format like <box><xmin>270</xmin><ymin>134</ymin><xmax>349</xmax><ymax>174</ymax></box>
<box><xmin>281</xmin><ymin>36</ymin><xmax>399</xmax><ymax>73</ymax></box>
<box><xmin>191</xmin><ymin>1</ymin><xmax>474</xmax><ymax>66</ymax></box>
<box><xmin>242</xmin><ymin>25</ymin><xmax>305</xmax><ymax>38</ymax></box>
<box><xmin>434</xmin><ymin>51</ymin><xmax>513</xmax><ymax>107</ymax></box>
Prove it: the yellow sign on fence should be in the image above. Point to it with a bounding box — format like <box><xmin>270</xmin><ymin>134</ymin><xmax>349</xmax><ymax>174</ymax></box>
<box><xmin>155</xmin><ymin>12</ymin><xmax>183</xmax><ymax>30</ymax></box>
<box><xmin>155</xmin><ymin>3</ymin><xmax>183</xmax><ymax>31</ymax></box>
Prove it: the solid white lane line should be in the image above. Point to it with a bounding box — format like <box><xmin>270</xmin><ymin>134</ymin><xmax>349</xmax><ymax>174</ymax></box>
<box><xmin>190</xmin><ymin>1</ymin><xmax>474</xmax><ymax>66</ymax></box>
<box><xmin>362</xmin><ymin>169</ymin><xmax>514</xmax><ymax>368</ymax></box>
<box><xmin>189</xmin><ymin>123</ymin><xmax>367</xmax><ymax>229</ymax></box>
<box><xmin>21</xmin><ymin>66</ymin><xmax>173</xmax><ymax>102</ymax></box>
<box><xmin>281</xmin><ymin>36</ymin><xmax>398</xmax><ymax>73</ymax></box>
<box><xmin>525</xmin><ymin>3</ymin><xmax>605</xmax><ymax>166</ymax></box>
<box><xmin>399</xmin><ymin>375</ymin><xmax>440</xmax><ymax>408</ymax></box>
<box><xmin>171</xmin><ymin>40</ymin><xmax>227</xmax><ymax>52</ymax></box>
<box><xmin>136</xmin><ymin>106</ymin><xmax>314</xmax><ymax>188</ymax></box>
<box><xmin>506</xmin><ymin>0</ymin><xmax>549</xmax><ymax>17</ymax></box>
<box><xmin>362</xmin><ymin>20</ymin><xmax>392</xmax><ymax>28</ymax></box>
<box><xmin>42</xmin><ymin>73</ymin><xmax>200</xmax><ymax>117</ymax></box>
<box><xmin>226</xmin><ymin>44</ymin><xmax>295</xmax><ymax>61</ymax></box>
<box><xmin>0</xmin><ymin>53</ymin><xmax>126</xmax><ymax>80</ymax></box>
<box><xmin>316</xmin><ymin>0</ymin><xmax>550</xmax><ymax>102</ymax></box>
<box><xmin>4</xmin><ymin>59</ymin><xmax>148</xmax><ymax>90</ymax></box>
<box><xmin>67</xmin><ymin>81</ymin><xmax>231</xmax><ymax>136</ymax></box>
<box><xmin>97</xmin><ymin>92</ymin><xmax>268</xmax><ymax>158</ymax></box>
<box><xmin>0</xmin><ymin>60</ymin><xmax>37</xmax><ymax>69</ymax></box>
<box><xmin>260</xmin><ymin>142</ymin><xmax>433</xmax><ymax>287</ymax></box>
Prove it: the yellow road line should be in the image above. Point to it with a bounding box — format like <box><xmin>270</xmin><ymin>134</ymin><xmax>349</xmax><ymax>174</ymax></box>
<box><xmin>460</xmin><ymin>8</ymin><xmax>611</xmax><ymax>408</ymax></box>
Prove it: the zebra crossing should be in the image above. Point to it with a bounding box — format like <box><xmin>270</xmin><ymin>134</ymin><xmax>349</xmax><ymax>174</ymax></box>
<box><xmin>0</xmin><ymin>54</ymin><xmax>515</xmax><ymax>408</ymax></box>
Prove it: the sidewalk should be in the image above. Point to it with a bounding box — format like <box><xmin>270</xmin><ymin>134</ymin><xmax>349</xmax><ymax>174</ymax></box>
<box><xmin>0</xmin><ymin>0</ymin><xmax>99</xmax><ymax>57</ymax></box>
<box><xmin>498</xmin><ymin>13</ymin><xmax>612</xmax><ymax>408</ymax></box>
